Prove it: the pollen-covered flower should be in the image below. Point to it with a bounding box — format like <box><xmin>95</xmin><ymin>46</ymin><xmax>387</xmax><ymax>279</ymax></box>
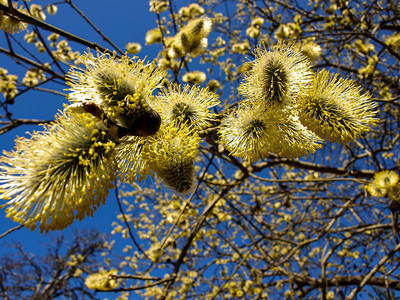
<box><xmin>142</xmin><ymin>123</ymin><xmax>201</xmax><ymax>193</ymax></box>
<box><xmin>145</xmin><ymin>28</ymin><xmax>163</xmax><ymax>45</ymax></box>
<box><xmin>238</xmin><ymin>42</ymin><xmax>312</xmax><ymax>108</ymax></box>
<box><xmin>153</xmin><ymin>84</ymin><xmax>219</xmax><ymax>129</ymax></box>
<box><xmin>168</xmin><ymin>17</ymin><xmax>212</xmax><ymax>58</ymax></box>
<box><xmin>66</xmin><ymin>51</ymin><xmax>166</xmax><ymax>136</ymax></box>
<box><xmin>365</xmin><ymin>182</ymin><xmax>387</xmax><ymax>198</ymax></box>
<box><xmin>125</xmin><ymin>42</ymin><xmax>142</xmax><ymax>54</ymax></box>
<box><xmin>0</xmin><ymin>112</ymin><xmax>117</xmax><ymax>232</ymax></box>
<box><xmin>269</xmin><ymin>112</ymin><xmax>323</xmax><ymax>158</ymax></box>
<box><xmin>116</xmin><ymin>136</ymin><xmax>153</xmax><ymax>183</ymax></box>
<box><xmin>219</xmin><ymin>104</ymin><xmax>322</xmax><ymax>162</ymax></box>
<box><xmin>374</xmin><ymin>170</ymin><xmax>399</xmax><ymax>189</ymax></box>
<box><xmin>85</xmin><ymin>269</ymin><xmax>118</xmax><ymax>291</ymax></box>
<box><xmin>219</xmin><ymin>104</ymin><xmax>274</xmax><ymax>162</ymax></box>
<box><xmin>298</xmin><ymin>69</ymin><xmax>378</xmax><ymax>143</ymax></box>
<box><xmin>182</xmin><ymin>71</ymin><xmax>207</xmax><ymax>84</ymax></box>
<box><xmin>0</xmin><ymin>0</ymin><xmax>28</xmax><ymax>34</ymax></box>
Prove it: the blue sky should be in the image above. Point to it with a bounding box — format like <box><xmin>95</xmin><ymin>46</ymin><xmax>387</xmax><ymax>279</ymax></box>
<box><xmin>0</xmin><ymin>0</ymin><xmax>171</xmax><ymax>279</ymax></box>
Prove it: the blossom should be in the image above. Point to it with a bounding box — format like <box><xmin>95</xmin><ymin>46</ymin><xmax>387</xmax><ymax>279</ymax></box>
<box><xmin>66</xmin><ymin>51</ymin><xmax>166</xmax><ymax>136</ymax></box>
<box><xmin>219</xmin><ymin>104</ymin><xmax>322</xmax><ymax>162</ymax></box>
<box><xmin>0</xmin><ymin>0</ymin><xmax>28</xmax><ymax>34</ymax></box>
<box><xmin>238</xmin><ymin>42</ymin><xmax>312</xmax><ymax>108</ymax></box>
<box><xmin>0</xmin><ymin>112</ymin><xmax>117</xmax><ymax>232</ymax></box>
<box><xmin>269</xmin><ymin>112</ymin><xmax>323</xmax><ymax>158</ymax></box>
<box><xmin>365</xmin><ymin>182</ymin><xmax>387</xmax><ymax>198</ymax></box>
<box><xmin>168</xmin><ymin>17</ymin><xmax>212</xmax><ymax>58</ymax></box>
<box><xmin>153</xmin><ymin>83</ymin><xmax>219</xmax><ymax>129</ymax></box>
<box><xmin>145</xmin><ymin>28</ymin><xmax>163</xmax><ymax>45</ymax></box>
<box><xmin>374</xmin><ymin>170</ymin><xmax>399</xmax><ymax>189</ymax></box>
<box><xmin>125</xmin><ymin>42</ymin><xmax>142</xmax><ymax>54</ymax></box>
<box><xmin>219</xmin><ymin>104</ymin><xmax>275</xmax><ymax>162</ymax></box>
<box><xmin>142</xmin><ymin>123</ymin><xmax>201</xmax><ymax>193</ymax></box>
<box><xmin>85</xmin><ymin>269</ymin><xmax>118</xmax><ymax>291</ymax></box>
<box><xmin>116</xmin><ymin>136</ymin><xmax>153</xmax><ymax>183</ymax></box>
<box><xmin>182</xmin><ymin>71</ymin><xmax>207</xmax><ymax>84</ymax></box>
<box><xmin>298</xmin><ymin>69</ymin><xmax>378</xmax><ymax>143</ymax></box>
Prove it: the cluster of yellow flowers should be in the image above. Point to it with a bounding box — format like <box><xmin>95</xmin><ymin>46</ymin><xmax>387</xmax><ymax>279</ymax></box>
<box><xmin>0</xmin><ymin>12</ymin><xmax>379</xmax><ymax>234</ymax></box>
<box><xmin>0</xmin><ymin>0</ymin><xmax>27</xmax><ymax>34</ymax></box>
<box><xmin>0</xmin><ymin>49</ymin><xmax>219</xmax><ymax>232</ymax></box>
<box><xmin>0</xmin><ymin>68</ymin><xmax>18</xmax><ymax>101</ymax></box>
<box><xmin>84</xmin><ymin>269</ymin><xmax>118</xmax><ymax>291</ymax></box>
<box><xmin>219</xmin><ymin>42</ymin><xmax>378</xmax><ymax>162</ymax></box>
<box><xmin>366</xmin><ymin>170</ymin><xmax>400</xmax><ymax>201</ymax></box>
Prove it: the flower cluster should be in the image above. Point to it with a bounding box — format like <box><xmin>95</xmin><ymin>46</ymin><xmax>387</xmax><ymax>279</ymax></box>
<box><xmin>219</xmin><ymin>42</ymin><xmax>378</xmax><ymax>162</ymax></box>
<box><xmin>168</xmin><ymin>17</ymin><xmax>212</xmax><ymax>58</ymax></box>
<box><xmin>117</xmin><ymin>84</ymin><xmax>219</xmax><ymax>192</ymax></box>
<box><xmin>0</xmin><ymin>0</ymin><xmax>28</xmax><ymax>34</ymax></box>
<box><xmin>66</xmin><ymin>51</ymin><xmax>166</xmax><ymax>137</ymax></box>
<box><xmin>85</xmin><ymin>269</ymin><xmax>118</xmax><ymax>291</ymax></box>
<box><xmin>0</xmin><ymin>28</ymin><xmax>378</xmax><ymax>231</ymax></box>
<box><xmin>366</xmin><ymin>170</ymin><xmax>400</xmax><ymax>201</ymax></box>
<box><xmin>0</xmin><ymin>112</ymin><xmax>117</xmax><ymax>232</ymax></box>
<box><xmin>1</xmin><ymin>50</ymin><xmax>220</xmax><ymax>230</ymax></box>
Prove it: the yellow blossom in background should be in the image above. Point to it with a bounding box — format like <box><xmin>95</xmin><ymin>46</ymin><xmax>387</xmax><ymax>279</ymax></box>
<box><xmin>365</xmin><ymin>182</ymin><xmax>387</xmax><ymax>198</ymax></box>
<box><xmin>46</xmin><ymin>4</ymin><xmax>58</xmax><ymax>15</ymax></box>
<box><xmin>0</xmin><ymin>112</ymin><xmax>117</xmax><ymax>232</ymax></box>
<box><xmin>125</xmin><ymin>42</ymin><xmax>142</xmax><ymax>55</ymax></box>
<box><xmin>374</xmin><ymin>170</ymin><xmax>399</xmax><ymax>189</ymax></box>
<box><xmin>142</xmin><ymin>123</ymin><xmax>201</xmax><ymax>193</ymax></box>
<box><xmin>206</xmin><ymin>79</ymin><xmax>221</xmax><ymax>92</ymax></box>
<box><xmin>238</xmin><ymin>42</ymin><xmax>312</xmax><ymax>108</ymax></box>
<box><xmin>0</xmin><ymin>68</ymin><xmax>18</xmax><ymax>101</ymax></box>
<box><xmin>231</xmin><ymin>41</ymin><xmax>250</xmax><ymax>54</ymax></box>
<box><xmin>246</xmin><ymin>26</ymin><xmax>260</xmax><ymax>39</ymax></box>
<box><xmin>298</xmin><ymin>69</ymin><xmax>378</xmax><ymax>144</ymax></box>
<box><xmin>168</xmin><ymin>17</ymin><xmax>212</xmax><ymax>58</ymax></box>
<box><xmin>153</xmin><ymin>83</ymin><xmax>219</xmax><ymax>129</ymax></box>
<box><xmin>66</xmin><ymin>51</ymin><xmax>166</xmax><ymax>136</ymax></box>
<box><xmin>30</xmin><ymin>4</ymin><xmax>46</xmax><ymax>21</ymax></box>
<box><xmin>24</xmin><ymin>31</ymin><xmax>37</xmax><ymax>44</ymax></box>
<box><xmin>85</xmin><ymin>269</ymin><xmax>118</xmax><ymax>291</ymax></box>
<box><xmin>251</xmin><ymin>17</ymin><xmax>264</xmax><ymax>27</ymax></box>
<box><xmin>182</xmin><ymin>70</ymin><xmax>207</xmax><ymax>84</ymax></box>
<box><xmin>179</xmin><ymin>3</ymin><xmax>205</xmax><ymax>18</ymax></box>
<box><xmin>299</xmin><ymin>40</ymin><xmax>322</xmax><ymax>61</ymax></box>
<box><xmin>22</xmin><ymin>68</ymin><xmax>46</xmax><ymax>87</ymax></box>
<box><xmin>0</xmin><ymin>0</ymin><xmax>28</xmax><ymax>34</ymax></box>
<box><xmin>145</xmin><ymin>28</ymin><xmax>163</xmax><ymax>45</ymax></box>
<box><xmin>149</xmin><ymin>0</ymin><xmax>168</xmax><ymax>14</ymax></box>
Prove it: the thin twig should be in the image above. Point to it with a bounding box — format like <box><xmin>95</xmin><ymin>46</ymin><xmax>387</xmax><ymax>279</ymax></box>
<box><xmin>65</xmin><ymin>0</ymin><xmax>124</xmax><ymax>54</ymax></box>
<box><xmin>0</xmin><ymin>46</ymin><xmax>65</xmax><ymax>80</ymax></box>
<box><xmin>0</xmin><ymin>224</ymin><xmax>24</xmax><ymax>240</ymax></box>
<box><xmin>109</xmin><ymin>275</ymin><xmax>176</xmax><ymax>292</ymax></box>
<box><xmin>0</xmin><ymin>118</ymin><xmax>52</xmax><ymax>135</ymax></box>
<box><xmin>346</xmin><ymin>242</ymin><xmax>400</xmax><ymax>300</ymax></box>
<box><xmin>0</xmin><ymin>3</ymin><xmax>114</xmax><ymax>56</ymax></box>
<box><xmin>114</xmin><ymin>180</ymin><xmax>149</xmax><ymax>259</ymax></box>
<box><xmin>159</xmin><ymin>187</ymin><xmax>230</xmax><ymax>299</ymax></box>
